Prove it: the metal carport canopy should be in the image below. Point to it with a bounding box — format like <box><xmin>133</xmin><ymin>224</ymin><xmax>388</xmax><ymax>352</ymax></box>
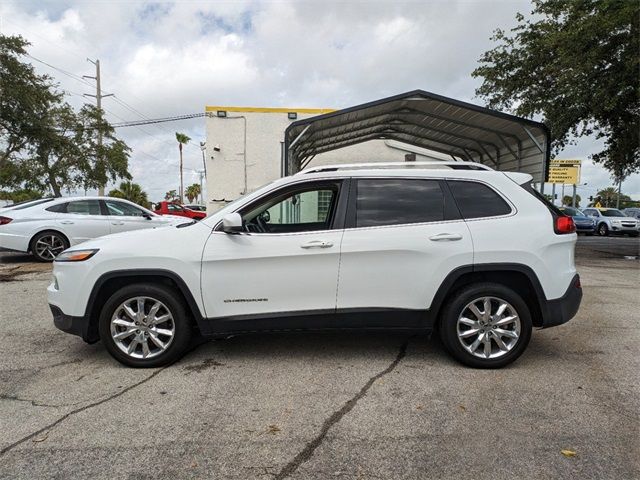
<box><xmin>283</xmin><ymin>90</ymin><xmax>550</xmax><ymax>183</ymax></box>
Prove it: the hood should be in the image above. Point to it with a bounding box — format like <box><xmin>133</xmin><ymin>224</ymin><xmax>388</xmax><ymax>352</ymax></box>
<box><xmin>66</xmin><ymin>220</ymin><xmax>210</xmax><ymax>252</ymax></box>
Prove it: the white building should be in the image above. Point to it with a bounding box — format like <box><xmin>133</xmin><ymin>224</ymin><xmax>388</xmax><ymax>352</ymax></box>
<box><xmin>204</xmin><ymin>105</ymin><xmax>447</xmax><ymax>212</ymax></box>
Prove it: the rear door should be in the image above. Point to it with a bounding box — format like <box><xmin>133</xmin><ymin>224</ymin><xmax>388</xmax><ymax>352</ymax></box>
<box><xmin>54</xmin><ymin>199</ymin><xmax>111</xmax><ymax>244</ymax></box>
<box><xmin>336</xmin><ymin>177</ymin><xmax>473</xmax><ymax>325</ymax></box>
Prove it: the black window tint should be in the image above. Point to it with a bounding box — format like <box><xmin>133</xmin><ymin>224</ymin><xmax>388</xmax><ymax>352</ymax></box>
<box><xmin>355</xmin><ymin>179</ymin><xmax>444</xmax><ymax>227</ymax></box>
<box><xmin>46</xmin><ymin>202</ymin><xmax>68</xmax><ymax>213</ymax></box>
<box><xmin>448</xmin><ymin>181</ymin><xmax>511</xmax><ymax>219</ymax></box>
<box><xmin>66</xmin><ymin>200</ymin><xmax>101</xmax><ymax>215</ymax></box>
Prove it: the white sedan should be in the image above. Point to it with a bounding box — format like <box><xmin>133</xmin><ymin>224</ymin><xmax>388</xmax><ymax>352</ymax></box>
<box><xmin>0</xmin><ymin>196</ymin><xmax>184</xmax><ymax>261</ymax></box>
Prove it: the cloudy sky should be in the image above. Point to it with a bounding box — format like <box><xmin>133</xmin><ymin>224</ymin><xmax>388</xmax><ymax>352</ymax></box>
<box><xmin>1</xmin><ymin>0</ymin><xmax>637</xmax><ymax>203</ymax></box>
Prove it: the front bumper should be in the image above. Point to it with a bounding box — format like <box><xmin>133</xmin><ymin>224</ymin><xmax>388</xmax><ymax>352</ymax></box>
<box><xmin>539</xmin><ymin>274</ymin><xmax>582</xmax><ymax>328</ymax></box>
<box><xmin>50</xmin><ymin>304</ymin><xmax>99</xmax><ymax>343</ymax></box>
<box><xmin>610</xmin><ymin>224</ymin><xmax>639</xmax><ymax>233</ymax></box>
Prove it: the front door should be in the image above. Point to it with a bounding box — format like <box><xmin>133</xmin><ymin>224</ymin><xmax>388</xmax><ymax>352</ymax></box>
<box><xmin>336</xmin><ymin>177</ymin><xmax>473</xmax><ymax>326</ymax></box>
<box><xmin>201</xmin><ymin>180</ymin><xmax>347</xmax><ymax>328</ymax></box>
<box><xmin>103</xmin><ymin>199</ymin><xmax>156</xmax><ymax>233</ymax></box>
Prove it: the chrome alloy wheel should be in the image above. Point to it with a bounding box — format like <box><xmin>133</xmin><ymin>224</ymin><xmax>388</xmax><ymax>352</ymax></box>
<box><xmin>35</xmin><ymin>234</ymin><xmax>66</xmax><ymax>260</ymax></box>
<box><xmin>456</xmin><ymin>296</ymin><xmax>521</xmax><ymax>359</ymax></box>
<box><xmin>110</xmin><ymin>297</ymin><xmax>175</xmax><ymax>359</ymax></box>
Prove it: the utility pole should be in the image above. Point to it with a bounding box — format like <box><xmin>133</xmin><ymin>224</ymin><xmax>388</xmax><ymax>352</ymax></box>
<box><xmin>199</xmin><ymin>142</ymin><xmax>207</xmax><ymax>175</ymax></box>
<box><xmin>198</xmin><ymin>170</ymin><xmax>205</xmax><ymax>205</ymax></box>
<box><xmin>83</xmin><ymin>59</ymin><xmax>113</xmax><ymax>196</ymax></box>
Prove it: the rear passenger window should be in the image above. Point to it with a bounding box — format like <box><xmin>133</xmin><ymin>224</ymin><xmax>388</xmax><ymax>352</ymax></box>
<box><xmin>46</xmin><ymin>203</ymin><xmax>68</xmax><ymax>213</ymax></box>
<box><xmin>355</xmin><ymin>179</ymin><xmax>444</xmax><ymax>227</ymax></box>
<box><xmin>65</xmin><ymin>200</ymin><xmax>102</xmax><ymax>215</ymax></box>
<box><xmin>448</xmin><ymin>181</ymin><xmax>511</xmax><ymax>219</ymax></box>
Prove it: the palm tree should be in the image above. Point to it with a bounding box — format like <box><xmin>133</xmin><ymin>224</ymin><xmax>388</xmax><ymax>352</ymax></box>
<box><xmin>175</xmin><ymin>132</ymin><xmax>191</xmax><ymax>203</ymax></box>
<box><xmin>164</xmin><ymin>189</ymin><xmax>179</xmax><ymax>202</ymax></box>
<box><xmin>185</xmin><ymin>183</ymin><xmax>201</xmax><ymax>203</ymax></box>
<box><xmin>108</xmin><ymin>181</ymin><xmax>150</xmax><ymax>208</ymax></box>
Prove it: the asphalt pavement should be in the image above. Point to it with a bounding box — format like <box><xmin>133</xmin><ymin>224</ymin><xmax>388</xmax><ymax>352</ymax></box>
<box><xmin>0</xmin><ymin>240</ymin><xmax>638</xmax><ymax>479</ymax></box>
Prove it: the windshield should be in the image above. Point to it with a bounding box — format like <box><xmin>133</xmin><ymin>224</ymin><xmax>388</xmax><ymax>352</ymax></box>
<box><xmin>559</xmin><ymin>207</ymin><xmax>582</xmax><ymax>216</ymax></box>
<box><xmin>601</xmin><ymin>209</ymin><xmax>626</xmax><ymax>217</ymax></box>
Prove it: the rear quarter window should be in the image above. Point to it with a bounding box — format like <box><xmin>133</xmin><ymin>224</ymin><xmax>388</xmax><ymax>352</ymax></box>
<box><xmin>447</xmin><ymin>181</ymin><xmax>512</xmax><ymax>219</ymax></box>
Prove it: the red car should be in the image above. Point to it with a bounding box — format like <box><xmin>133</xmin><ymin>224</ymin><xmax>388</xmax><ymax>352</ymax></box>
<box><xmin>153</xmin><ymin>201</ymin><xmax>206</xmax><ymax>220</ymax></box>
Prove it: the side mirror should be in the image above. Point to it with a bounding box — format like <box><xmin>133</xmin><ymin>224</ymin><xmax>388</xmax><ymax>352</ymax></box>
<box><xmin>222</xmin><ymin>213</ymin><xmax>243</xmax><ymax>233</ymax></box>
<box><xmin>143</xmin><ymin>213</ymin><xmax>152</xmax><ymax>220</ymax></box>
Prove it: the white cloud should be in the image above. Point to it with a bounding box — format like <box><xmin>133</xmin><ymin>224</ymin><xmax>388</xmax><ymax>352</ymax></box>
<box><xmin>1</xmin><ymin>0</ymin><xmax>637</xmax><ymax>201</ymax></box>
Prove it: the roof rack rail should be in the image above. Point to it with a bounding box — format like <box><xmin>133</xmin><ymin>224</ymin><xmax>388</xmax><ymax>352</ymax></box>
<box><xmin>298</xmin><ymin>161</ymin><xmax>494</xmax><ymax>175</ymax></box>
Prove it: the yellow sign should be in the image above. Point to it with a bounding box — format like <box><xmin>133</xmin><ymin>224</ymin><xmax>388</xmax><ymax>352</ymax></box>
<box><xmin>548</xmin><ymin>159</ymin><xmax>581</xmax><ymax>184</ymax></box>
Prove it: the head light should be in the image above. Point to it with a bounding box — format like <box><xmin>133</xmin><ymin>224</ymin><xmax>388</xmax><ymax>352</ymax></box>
<box><xmin>55</xmin><ymin>249</ymin><xmax>99</xmax><ymax>262</ymax></box>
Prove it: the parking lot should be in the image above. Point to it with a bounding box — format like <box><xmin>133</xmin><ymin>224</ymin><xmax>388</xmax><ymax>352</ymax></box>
<box><xmin>0</xmin><ymin>236</ymin><xmax>638</xmax><ymax>479</ymax></box>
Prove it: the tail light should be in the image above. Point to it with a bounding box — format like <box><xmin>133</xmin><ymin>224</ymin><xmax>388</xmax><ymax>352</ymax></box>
<box><xmin>555</xmin><ymin>216</ymin><xmax>576</xmax><ymax>234</ymax></box>
<box><xmin>0</xmin><ymin>216</ymin><xmax>12</xmax><ymax>225</ymax></box>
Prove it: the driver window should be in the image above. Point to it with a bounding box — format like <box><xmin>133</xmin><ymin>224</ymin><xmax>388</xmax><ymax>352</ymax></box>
<box><xmin>242</xmin><ymin>187</ymin><xmax>337</xmax><ymax>234</ymax></box>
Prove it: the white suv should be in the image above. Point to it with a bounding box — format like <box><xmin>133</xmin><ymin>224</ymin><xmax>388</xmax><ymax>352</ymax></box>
<box><xmin>48</xmin><ymin>162</ymin><xmax>582</xmax><ymax>368</ymax></box>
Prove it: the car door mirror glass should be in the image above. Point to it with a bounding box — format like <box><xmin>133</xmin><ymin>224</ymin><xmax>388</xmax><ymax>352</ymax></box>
<box><xmin>222</xmin><ymin>213</ymin><xmax>243</xmax><ymax>233</ymax></box>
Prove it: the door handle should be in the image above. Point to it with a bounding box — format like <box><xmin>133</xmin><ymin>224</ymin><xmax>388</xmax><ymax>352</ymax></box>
<box><xmin>429</xmin><ymin>233</ymin><xmax>463</xmax><ymax>241</ymax></box>
<box><xmin>60</xmin><ymin>220</ymin><xmax>74</xmax><ymax>225</ymax></box>
<box><xmin>111</xmin><ymin>221</ymin><xmax>125</xmax><ymax>226</ymax></box>
<box><xmin>300</xmin><ymin>240</ymin><xmax>334</xmax><ymax>249</ymax></box>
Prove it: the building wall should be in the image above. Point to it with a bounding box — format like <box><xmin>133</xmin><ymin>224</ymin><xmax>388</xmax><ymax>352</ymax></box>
<box><xmin>204</xmin><ymin>106</ymin><xmax>447</xmax><ymax>213</ymax></box>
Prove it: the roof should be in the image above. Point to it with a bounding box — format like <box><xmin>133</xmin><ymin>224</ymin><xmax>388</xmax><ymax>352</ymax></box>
<box><xmin>205</xmin><ymin>106</ymin><xmax>335</xmax><ymax>114</ymax></box>
<box><xmin>283</xmin><ymin>90</ymin><xmax>550</xmax><ymax>182</ymax></box>
<box><xmin>297</xmin><ymin>160</ymin><xmax>493</xmax><ymax>175</ymax></box>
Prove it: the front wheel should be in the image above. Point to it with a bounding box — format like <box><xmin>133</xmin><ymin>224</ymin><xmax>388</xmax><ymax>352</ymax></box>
<box><xmin>439</xmin><ymin>283</ymin><xmax>532</xmax><ymax>368</ymax></box>
<box><xmin>597</xmin><ymin>223</ymin><xmax>609</xmax><ymax>236</ymax></box>
<box><xmin>99</xmin><ymin>283</ymin><xmax>193</xmax><ymax>367</ymax></box>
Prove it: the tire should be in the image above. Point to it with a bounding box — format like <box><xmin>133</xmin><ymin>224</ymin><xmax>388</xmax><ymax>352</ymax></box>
<box><xmin>99</xmin><ymin>283</ymin><xmax>193</xmax><ymax>368</ymax></box>
<box><xmin>597</xmin><ymin>223</ymin><xmax>609</xmax><ymax>236</ymax></box>
<box><xmin>31</xmin><ymin>231</ymin><xmax>69</xmax><ymax>262</ymax></box>
<box><xmin>439</xmin><ymin>283</ymin><xmax>532</xmax><ymax>369</ymax></box>
<box><xmin>629</xmin><ymin>232</ymin><xmax>639</xmax><ymax>238</ymax></box>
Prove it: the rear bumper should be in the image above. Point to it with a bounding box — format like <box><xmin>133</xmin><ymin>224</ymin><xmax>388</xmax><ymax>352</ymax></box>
<box><xmin>539</xmin><ymin>274</ymin><xmax>582</xmax><ymax>328</ymax></box>
<box><xmin>50</xmin><ymin>304</ymin><xmax>99</xmax><ymax>343</ymax></box>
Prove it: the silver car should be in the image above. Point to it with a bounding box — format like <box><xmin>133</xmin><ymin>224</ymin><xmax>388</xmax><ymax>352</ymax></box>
<box><xmin>582</xmin><ymin>207</ymin><xmax>640</xmax><ymax>237</ymax></box>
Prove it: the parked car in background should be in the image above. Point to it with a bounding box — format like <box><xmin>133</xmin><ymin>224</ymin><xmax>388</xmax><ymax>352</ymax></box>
<box><xmin>622</xmin><ymin>207</ymin><xmax>640</xmax><ymax>220</ymax></box>
<box><xmin>582</xmin><ymin>207</ymin><xmax>640</xmax><ymax>237</ymax></box>
<box><xmin>183</xmin><ymin>204</ymin><xmax>206</xmax><ymax>212</ymax></box>
<box><xmin>0</xmin><ymin>197</ymin><xmax>182</xmax><ymax>261</ymax></box>
<box><xmin>154</xmin><ymin>201</ymin><xmax>206</xmax><ymax>220</ymax></box>
<box><xmin>49</xmin><ymin>162</ymin><xmax>581</xmax><ymax>369</ymax></box>
<box><xmin>559</xmin><ymin>206</ymin><xmax>595</xmax><ymax>235</ymax></box>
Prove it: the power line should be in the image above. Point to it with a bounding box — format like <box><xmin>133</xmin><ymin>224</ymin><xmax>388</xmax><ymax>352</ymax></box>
<box><xmin>111</xmin><ymin>113</ymin><xmax>206</xmax><ymax>128</ymax></box>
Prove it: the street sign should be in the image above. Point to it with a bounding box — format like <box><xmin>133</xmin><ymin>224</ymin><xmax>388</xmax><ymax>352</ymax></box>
<box><xmin>548</xmin><ymin>159</ymin><xmax>581</xmax><ymax>184</ymax></box>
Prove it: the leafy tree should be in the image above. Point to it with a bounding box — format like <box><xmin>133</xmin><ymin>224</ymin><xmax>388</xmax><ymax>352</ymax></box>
<box><xmin>185</xmin><ymin>183</ymin><xmax>201</xmax><ymax>203</ymax></box>
<box><xmin>473</xmin><ymin>0</ymin><xmax>639</xmax><ymax>180</ymax></box>
<box><xmin>175</xmin><ymin>132</ymin><xmax>191</xmax><ymax>202</ymax></box>
<box><xmin>0</xmin><ymin>188</ymin><xmax>46</xmax><ymax>203</ymax></box>
<box><xmin>75</xmin><ymin>104</ymin><xmax>131</xmax><ymax>193</ymax></box>
<box><xmin>562</xmin><ymin>194</ymin><xmax>581</xmax><ymax>207</ymax></box>
<box><xmin>0</xmin><ymin>35</ymin><xmax>59</xmax><ymax>177</ymax></box>
<box><xmin>108</xmin><ymin>181</ymin><xmax>150</xmax><ymax>208</ymax></box>
<box><xmin>164</xmin><ymin>189</ymin><xmax>179</xmax><ymax>202</ymax></box>
<box><xmin>0</xmin><ymin>34</ymin><xmax>131</xmax><ymax>196</ymax></box>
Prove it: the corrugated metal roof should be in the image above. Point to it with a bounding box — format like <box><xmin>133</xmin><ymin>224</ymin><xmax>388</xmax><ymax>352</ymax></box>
<box><xmin>283</xmin><ymin>90</ymin><xmax>550</xmax><ymax>182</ymax></box>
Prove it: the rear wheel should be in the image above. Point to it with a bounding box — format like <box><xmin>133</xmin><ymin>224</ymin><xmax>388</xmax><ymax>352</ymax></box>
<box><xmin>597</xmin><ymin>223</ymin><xmax>609</xmax><ymax>236</ymax></box>
<box><xmin>31</xmin><ymin>231</ymin><xmax>68</xmax><ymax>262</ymax></box>
<box><xmin>99</xmin><ymin>283</ymin><xmax>193</xmax><ymax>367</ymax></box>
<box><xmin>439</xmin><ymin>283</ymin><xmax>532</xmax><ymax>368</ymax></box>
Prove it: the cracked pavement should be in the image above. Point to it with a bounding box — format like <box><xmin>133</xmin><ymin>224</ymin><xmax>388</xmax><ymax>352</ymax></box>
<box><xmin>0</xmin><ymin>252</ymin><xmax>638</xmax><ymax>479</ymax></box>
